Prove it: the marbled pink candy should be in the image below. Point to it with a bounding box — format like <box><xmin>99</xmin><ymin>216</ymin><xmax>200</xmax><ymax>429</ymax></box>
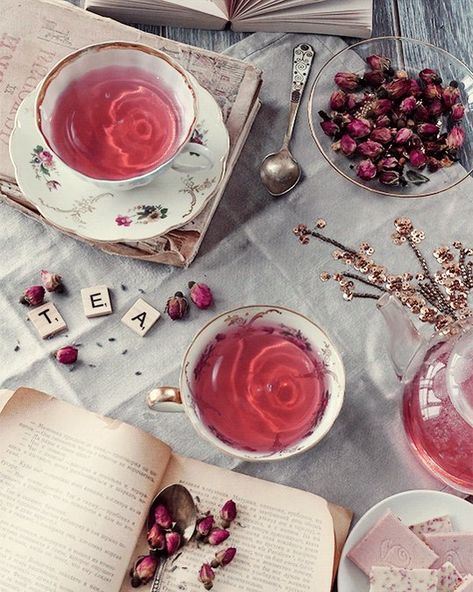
<box><xmin>369</xmin><ymin>566</ymin><xmax>438</xmax><ymax>592</ymax></box>
<box><xmin>425</xmin><ymin>533</ymin><xmax>473</xmax><ymax>575</ymax></box>
<box><xmin>348</xmin><ymin>511</ymin><xmax>438</xmax><ymax>576</ymax></box>
<box><xmin>409</xmin><ymin>515</ymin><xmax>453</xmax><ymax>540</ymax></box>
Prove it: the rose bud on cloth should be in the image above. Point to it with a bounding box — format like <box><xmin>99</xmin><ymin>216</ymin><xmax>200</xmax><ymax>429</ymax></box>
<box><xmin>211</xmin><ymin>547</ymin><xmax>237</xmax><ymax>568</ymax></box>
<box><xmin>40</xmin><ymin>270</ymin><xmax>63</xmax><ymax>293</ymax></box>
<box><xmin>451</xmin><ymin>103</ymin><xmax>465</xmax><ymax>122</ymax></box>
<box><xmin>379</xmin><ymin>170</ymin><xmax>401</xmax><ymax>185</ymax></box>
<box><xmin>385</xmin><ymin>78</ymin><xmax>411</xmax><ymax>99</ymax></box>
<box><xmin>417</xmin><ymin>123</ymin><xmax>439</xmax><ymax>137</ymax></box>
<box><xmin>394</xmin><ymin>127</ymin><xmax>413</xmax><ymax>144</ymax></box>
<box><xmin>320</xmin><ymin>120</ymin><xmax>339</xmax><ymax>137</ymax></box>
<box><xmin>347</xmin><ymin>118</ymin><xmax>371</xmax><ymax>138</ymax></box>
<box><xmin>20</xmin><ymin>285</ymin><xmax>45</xmax><ymax>307</ymax></box>
<box><xmin>366</xmin><ymin>54</ymin><xmax>391</xmax><ymax>72</ymax></box>
<box><xmin>147</xmin><ymin>523</ymin><xmax>166</xmax><ymax>551</ymax></box>
<box><xmin>154</xmin><ymin>504</ymin><xmax>172</xmax><ymax>529</ymax></box>
<box><xmin>370</xmin><ymin>128</ymin><xmax>392</xmax><ymax>144</ymax></box>
<box><xmin>409</xmin><ymin>149</ymin><xmax>427</xmax><ymax>169</ymax></box>
<box><xmin>165</xmin><ymin>531</ymin><xmax>181</xmax><ymax>556</ymax></box>
<box><xmin>329</xmin><ymin>90</ymin><xmax>346</xmax><ymax>110</ymax></box>
<box><xmin>399</xmin><ymin>95</ymin><xmax>416</xmax><ymax>113</ymax></box>
<box><xmin>357</xmin><ymin>140</ymin><xmax>384</xmax><ymax>159</ymax></box>
<box><xmin>220</xmin><ymin>500</ymin><xmax>237</xmax><ymax>528</ymax></box>
<box><xmin>189</xmin><ymin>282</ymin><xmax>213</xmax><ymax>309</ymax></box>
<box><xmin>130</xmin><ymin>555</ymin><xmax>159</xmax><ymax>588</ymax></box>
<box><xmin>446</xmin><ymin>126</ymin><xmax>465</xmax><ymax>149</ymax></box>
<box><xmin>55</xmin><ymin>346</ymin><xmax>78</xmax><ymax>365</ymax></box>
<box><xmin>443</xmin><ymin>84</ymin><xmax>461</xmax><ymax>108</ymax></box>
<box><xmin>356</xmin><ymin>159</ymin><xmax>377</xmax><ymax>180</ymax></box>
<box><xmin>334</xmin><ymin>71</ymin><xmax>360</xmax><ymax>91</ymax></box>
<box><xmin>198</xmin><ymin>563</ymin><xmax>215</xmax><ymax>590</ymax></box>
<box><xmin>419</xmin><ymin>68</ymin><xmax>442</xmax><ymax>84</ymax></box>
<box><xmin>208</xmin><ymin>528</ymin><xmax>230</xmax><ymax>545</ymax></box>
<box><xmin>197</xmin><ymin>515</ymin><xmax>215</xmax><ymax>537</ymax></box>
<box><xmin>165</xmin><ymin>292</ymin><xmax>189</xmax><ymax>320</ymax></box>
<box><xmin>340</xmin><ymin>134</ymin><xmax>357</xmax><ymax>156</ymax></box>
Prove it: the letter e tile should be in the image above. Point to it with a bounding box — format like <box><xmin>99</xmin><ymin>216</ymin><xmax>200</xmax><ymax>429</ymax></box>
<box><xmin>121</xmin><ymin>298</ymin><xmax>160</xmax><ymax>336</ymax></box>
<box><xmin>81</xmin><ymin>286</ymin><xmax>113</xmax><ymax>318</ymax></box>
<box><xmin>28</xmin><ymin>303</ymin><xmax>67</xmax><ymax>339</ymax></box>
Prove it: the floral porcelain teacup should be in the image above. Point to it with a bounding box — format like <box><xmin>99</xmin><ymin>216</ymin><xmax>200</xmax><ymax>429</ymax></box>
<box><xmin>147</xmin><ymin>305</ymin><xmax>345</xmax><ymax>461</ymax></box>
<box><xmin>35</xmin><ymin>41</ymin><xmax>215</xmax><ymax>191</ymax></box>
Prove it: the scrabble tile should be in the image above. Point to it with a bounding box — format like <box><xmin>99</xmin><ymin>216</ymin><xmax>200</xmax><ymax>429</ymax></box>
<box><xmin>81</xmin><ymin>285</ymin><xmax>113</xmax><ymax>318</ymax></box>
<box><xmin>28</xmin><ymin>303</ymin><xmax>67</xmax><ymax>339</ymax></box>
<box><xmin>121</xmin><ymin>298</ymin><xmax>160</xmax><ymax>336</ymax></box>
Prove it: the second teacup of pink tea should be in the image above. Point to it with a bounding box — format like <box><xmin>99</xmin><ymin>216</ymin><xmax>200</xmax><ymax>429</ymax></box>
<box><xmin>174</xmin><ymin>306</ymin><xmax>345</xmax><ymax>461</ymax></box>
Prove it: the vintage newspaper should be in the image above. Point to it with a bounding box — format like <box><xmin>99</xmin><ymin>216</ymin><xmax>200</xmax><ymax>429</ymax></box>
<box><xmin>0</xmin><ymin>0</ymin><xmax>261</xmax><ymax>266</ymax></box>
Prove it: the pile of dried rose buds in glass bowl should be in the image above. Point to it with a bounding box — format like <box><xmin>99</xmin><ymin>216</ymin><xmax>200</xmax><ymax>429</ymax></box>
<box><xmin>308</xmin><ymin>37</ymin><xmax>473</xmax><ymax>198</ymax></box>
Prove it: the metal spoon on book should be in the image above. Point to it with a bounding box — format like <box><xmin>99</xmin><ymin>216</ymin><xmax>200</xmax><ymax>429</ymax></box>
<box><xmin>147</xmin><ymin>484</ymin><xmax>197</xmax><ymax>592</ymax></box>
<box><xmin>260</xmin><ymin>43</ymin><xmax>315</xmax><ymax>197</ymax></box>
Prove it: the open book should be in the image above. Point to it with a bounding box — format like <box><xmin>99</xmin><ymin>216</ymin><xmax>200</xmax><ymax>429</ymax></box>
<box><xmin>84</xmin><ymin>0</ymin><xmax>373</xmax><ymax>38</ymax></box>
<box><xmin>0</xmin><ymin>388</ymin><xmax>352</xmax><ymax>592</ymax></box>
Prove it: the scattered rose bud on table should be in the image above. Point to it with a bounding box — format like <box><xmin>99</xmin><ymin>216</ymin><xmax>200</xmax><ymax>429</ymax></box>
<box><xmin>189</xmin><ymin>281</ymin><xmax>213</xmax><ymax>309</ymax></box>
<box><xmin>198</xmin><ymin>563</ymin><xmax>215</xmax><ymax>590</ymax></box>
<box><xmin>40</xmin><ymin>270</ymin><xmax>63</xmax><ymax>293</ymax></box>
<box><xmin>197</xmin><ymin>515</ymin><xmax>215</xmax><ymax>538</ymax></box>
<box><xmin>154</xmin><ymin>504</ymin><xmax>173</xmax><ymax>529</ymax></box>
<box><xmin>55</xmin><ymin>345</ymin><xmax>78</xmax><ymax>365</ymax></box>
<box><xmin>211</xmin><ymin>547</ymin><xmax>237</xmax><ymax>568</ymax></box>
<box><xmin>20</xmin><ymin>285</ymin><xmax>45</xmax><ymax>307</ymax></box>
<box><xmin>147</xmin><ymin>523</ymin><xmax>166</xmax><ymax>551</ymax></box>
<box><xmin>130</xmin><ymin>555</ymin><xmax>159</xmax><ymax>587</ymax></box>
<box><xmin>165</xmin><ymin>291</ymin><xmax>189</xmax><ymax>320</ymax></box>
<box><xmin>208</xmin><ymin>528</ymin><xmax>230</xmax><ymax>545</ymax></box>
<box><xmin>220</xmin><ymin>499</ymin><xmax>237</xmax><ymax>528</ymax></box>
<box><xmin>165</xmin><ymin>531</ymin><xmax>181</xmax><ymax>556</ymax></box>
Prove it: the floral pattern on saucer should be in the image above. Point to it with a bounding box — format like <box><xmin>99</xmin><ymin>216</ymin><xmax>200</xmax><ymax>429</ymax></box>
<box><xmin>10</xmin><ymin>74</ymin><xmax>229</xmax><ymax>243</ymax></box>
<box><xmin>30</xmin><ymin>145</ymin><xmax>61</xmax><ymax>190</ymax></box>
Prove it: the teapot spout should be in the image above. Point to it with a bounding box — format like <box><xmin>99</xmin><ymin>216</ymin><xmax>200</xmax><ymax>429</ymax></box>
<box><xmin>377</xmin><ymin>293</ymin><xmax>425</xmax><ymax>379</ymax></box>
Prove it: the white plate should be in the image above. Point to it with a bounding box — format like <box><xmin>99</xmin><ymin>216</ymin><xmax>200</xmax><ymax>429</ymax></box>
<box><xmin>338</xmin><ymin>489</ymin><xmax>473</xmax><ymax>592</ymax></box>
<box><xmin>9</xmin><ymin>74</ymin><xmax>229</xmax><ymax>243</ymax></box>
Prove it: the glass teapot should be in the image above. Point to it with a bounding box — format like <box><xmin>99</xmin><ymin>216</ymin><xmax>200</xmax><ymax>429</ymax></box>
<box><xmin>378</xmin><ymin>293</ymin><xmax>473</xmax><ymax>493</ymax></box>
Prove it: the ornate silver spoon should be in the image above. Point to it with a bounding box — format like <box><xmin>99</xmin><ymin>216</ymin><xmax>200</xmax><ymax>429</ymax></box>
<box><xmin>260</xmin><ymin>43</ymin><xmax>315</xmax><ymax>196</ymax></box>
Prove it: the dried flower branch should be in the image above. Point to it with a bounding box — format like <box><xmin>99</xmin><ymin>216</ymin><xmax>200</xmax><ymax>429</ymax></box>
<box><xmin>293</xmin><ymin>218</ymin><xmax>473</xmax><ymax>334</ymax></box>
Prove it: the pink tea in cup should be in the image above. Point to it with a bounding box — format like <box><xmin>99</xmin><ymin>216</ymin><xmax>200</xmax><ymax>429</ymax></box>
<box><xmin>191</xmin><ymin>322</ymin><xmax>328</xmax><ymax>453</ymax></box>
<box><xmin>48</xmin><ymin>65</ymin><xmax>182</xmax><ymax>180</ymax></box>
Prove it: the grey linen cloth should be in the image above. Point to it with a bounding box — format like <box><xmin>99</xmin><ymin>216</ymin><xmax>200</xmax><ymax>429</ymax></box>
<box><xmin>1</xmin><ymin>31</ymin><xmax>471</xmax><ymax>521</ymax></box>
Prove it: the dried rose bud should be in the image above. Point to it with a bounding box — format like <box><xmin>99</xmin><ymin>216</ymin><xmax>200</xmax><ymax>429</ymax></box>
<box><xmin>419</xmin><ymin>68</ymin><xmax>441</xmax><ymax>84</ymax></box>
<box><xmin>208</xmin><ymin>528</ymin><xmax>230</xmax><ymax>546</ymax></box>
<box><xmin>427</xmin><ymin>156</ymin><xmax>442</xmax><ymax>172</ymax></box>
<box><xmin>334</xmin><ymin>72</ymin><xmax>360</xmax><ymax>91</ymax></box>
<box><xmin>347</xmin><ymin>117</ymin><xmax>371</xmax><ymax>138</ymax></box>
<box><xmin>376</xmin><ymin>115</ymin><xmax>391</xmax><ymax>128</ymax></box>
<box><xmin>385</xmin><ymin>78</ymin><xmax>411</xmax><ymax>99</ymax></box>
<box><xmin>379</xmin><ymin>170</ymin><xmax>401</xmax><ymax>185</ymax></box>
<box><xmin>357</xmin><ymin>140</ymin><xmax>384</xmax><ymax>159</ymax></box>
<box><xmin>339</xmin><ymin>134</ymin><xmax>357</xmax><ymax>156</ymax></box>
<box><xmin>165</xmin><ymin>531</ymin><xmax>181</xmax><ymax>556</ymax></box>
<box><xmin>165</xmin><ymin>291</ymin><xmax>189</xmax><ymax>320</ymax></box>
<box><xmin>198</xmin><ymin>563</ymin><xmax>215</xmax><ymax>590</ymax></box>
<box><xmin>399</xmin><ymin>95</ymin><xmax>416</xmax><ymax>113</ymax></box>
<box><xmin>417</xmin><ymin>122</ymin><xmax>439</xmax><ymax>137</ymax></box>
<box><xmin>423</xmin><ymin>84</ymin><xmax>442</xmax><ymax>101</ymax></box>
<box><xmin>197</xmin><ymin>515</ymin><xmax>215</xmax><ymax>537</ymax></box>
<box><xmin>220</xmin><ymin>500</ymin><xmax>237</xmax><ymax>527</ymax></box>
<box><xmin>154</xmin><ymin>504</ymin><xmax>172</xmax><ymax>529</ymax></box>
<box><xmin>346</xmin><ymin>93</ymin><xmax>359</xmax><ymax>110</ymax></box>
<box><xmin>370</xmin><ymin>128</ymin><xmax>392</xmax><ymax>144</ymax></box>
<box><xmin>130</xmin><ymin>555</ymin><xmax>159</xmax><ymax>587</ymax></box>
<box><xmin>429</xmin><ymin>99</ymin><xmax>444</xmax><ymax>117</ymax></box>
<box><xmin>446</xmin><ymin>126</ymin><xmax>465</xmax><ymax>149</ymax></box>
<box><xmin>320</xmin><ymin>120</ymin><xmax>339</xmax><ymax>137</ymax></box>
<box><xmin>366</xmin><ymin>54</ymin><xmax>391</xmax><ymax>72</ymax></box>
<box><xmin>363</xmin><ymin>70</ymin><xmax>385</xmax><ymax>87</ymax></box>
<box><xmin>409</xmin><ymin>149</ymin><xmax>427</xmax><ymax>169</ymax></box>
<box><xmin>147</xmin><ymin>523</ymin><xmax>166</xmax><ymax>551</ymax></box>
<box><xmin>211</xmin><ymin>547</ymin><xmax>237</xmax><ymax>569</ymax></box>
<box><xmin>451</xmin><ymin>103</ymin><xmax>465</xmax><ymax>122</ymax></box>
<box><xmin>409</xmin><ymin>79</ymin><xmax>422</xmax><ymax>97</ymax></box>
<box><xmin>371</xmin><ymin>98</ymin><xmax>392</xmax><ymax>116</ymax></box>
<box><xmin>413</xmin><ymin>104</ymin><xmax>429</xmax><ymax>122</ymax></box>
<box><xmin>329</xmin><ymin>90</ymin><xmax>346</xmax><ymax>111</ymax></box>
<box><xmin>55</xmin><ymin>345</ymin><xmax>78</xmax><ymax>365</ymax></box>
<box><xmin>394</xmin><ymin>127</ymin><xmax>413</xmax><ymax>144</ymax></box>
<box><xmin>378</xmin><ymin>156</ymin><xmax>400</xmax><ymax>170</ymax></box>
<box><xmin>40</xmin><ymin>270</ymin><xmax>63</xmax><ymax>293</ymax></box>
<box><xmin>20</xmin><ymin>285</ymin><xmax>45</xmax><ymax>307</ymax></box>
<box><xmin>356</xmin><ymin>159</ymin><xmax>377</xmax><ymax>180</ymax></box>
<box><xmin>189</xmin><ymin>282</ymin><xmax>213</xmax><ymax>309</ymax></box>
<box><xmin>443</xmin><ymin>85</ymin><xmax>461</xmax><ymax>108</ymax></box>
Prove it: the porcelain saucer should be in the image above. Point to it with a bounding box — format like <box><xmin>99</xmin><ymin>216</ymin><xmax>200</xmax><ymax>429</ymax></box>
<box><xmin>9</xmin><ymin>74</ymin><xmax>229</xmax><ymax>242</ymax></box>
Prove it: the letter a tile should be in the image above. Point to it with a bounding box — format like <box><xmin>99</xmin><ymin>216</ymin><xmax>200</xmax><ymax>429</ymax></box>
<box><xmin>28</xmin><ymin>303</ymin><xmax>67</xmax><ymax>339</ymax></box>
<box><xmin>121</xmin><ymin>298</ymin><xmax>160</xmax><ymax>336</ymax></box>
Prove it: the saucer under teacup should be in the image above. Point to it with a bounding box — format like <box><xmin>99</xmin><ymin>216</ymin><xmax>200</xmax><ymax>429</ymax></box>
<box><xmin>9</xmin><ymin>73</ymin><xmax>229</xmax><ymax>243</ymax></box>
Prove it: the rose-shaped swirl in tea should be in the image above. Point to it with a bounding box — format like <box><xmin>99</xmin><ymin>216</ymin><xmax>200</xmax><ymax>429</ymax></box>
<box><xmin>191</xmin><ymin>323</ymin><xmax>328</xmax><ymax>453</ymax></box>
<box><xmin>48</xmin><ymin>66</ymin><xmax>181</xmax><ymax>180</ymax></box>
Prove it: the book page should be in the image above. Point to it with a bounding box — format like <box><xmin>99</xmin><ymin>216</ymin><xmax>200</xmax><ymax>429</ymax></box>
<box><xmin>0</xmin><ymin>388</ymin><xmax>172</xmax><ymax>592</ymax></box>
<box><xmin>121</xmin><ymin>454</ymin><xmax>346</xmax><ymax>592</ymax></box>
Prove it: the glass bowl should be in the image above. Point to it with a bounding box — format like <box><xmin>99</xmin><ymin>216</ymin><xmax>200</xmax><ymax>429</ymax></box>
<box><xmin>308</xmin><ymin>37</ymin><xmax>473</xmax><ymax>198</ymax></box>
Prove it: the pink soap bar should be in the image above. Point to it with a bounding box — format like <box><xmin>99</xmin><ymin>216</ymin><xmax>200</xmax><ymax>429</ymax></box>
<box><xmin>369</xmin><ymin>566</ymin><xmax>438</xmax><ymax>592</ymax></box>
<box><xmin>457</xmin><ymin>576</ymin><xmax>473</xmax><ymax>591</ymax></box>
<box><xmin>348</xmin><ymin>511</ymin><xmax>439</xmax><ymax>576</ymax></box>
<box><xmin>436</xmin><ymin>561</ymin><xmax>463</xmax><ymax>592</ymax></box>
<box><xmin>410</xmin><ymin>515</ymin><xmax>453</xmax><ymax>540</ymax></box>
<box><xmin>425</xmin><ymin>533</ymin><xmax>473</xmax><ymax>575</ymax></box>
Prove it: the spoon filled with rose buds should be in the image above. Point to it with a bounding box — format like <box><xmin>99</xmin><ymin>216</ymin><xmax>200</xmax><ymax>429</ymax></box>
<box><xmin>129</xmin><ymin>484</ymin><xmax>197</xmax><ymax>590</ymax></box>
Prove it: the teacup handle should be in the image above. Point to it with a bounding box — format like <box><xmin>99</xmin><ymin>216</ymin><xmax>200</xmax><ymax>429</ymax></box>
<box><xmin>147</xmin><ymin>387</ymin><xmax>185</xmax><ymax>413</ymax></box>
<box><xmin>171</xmin><ymin>142</ymin><xmax>213</xmax><ymax>173</ymax></box>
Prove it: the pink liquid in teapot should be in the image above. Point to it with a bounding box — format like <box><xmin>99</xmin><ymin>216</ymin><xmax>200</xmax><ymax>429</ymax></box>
<box><xmin>403</xmin><ymin>338</ymin><xmax>473</xmax><ymax>492</ymax></box>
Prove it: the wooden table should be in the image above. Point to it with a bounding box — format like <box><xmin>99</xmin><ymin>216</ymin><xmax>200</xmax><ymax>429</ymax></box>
<box><xmin>147</xmin><ymin>0</ymin><xmax>472</xmax><ymax>64</ymax></box>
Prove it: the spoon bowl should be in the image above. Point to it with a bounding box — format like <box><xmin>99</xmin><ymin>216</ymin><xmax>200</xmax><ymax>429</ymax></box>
<box><xmin>260</xmin><ymin>148</ymin><xmax>302</xmax><ymax>196</ymax></box>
